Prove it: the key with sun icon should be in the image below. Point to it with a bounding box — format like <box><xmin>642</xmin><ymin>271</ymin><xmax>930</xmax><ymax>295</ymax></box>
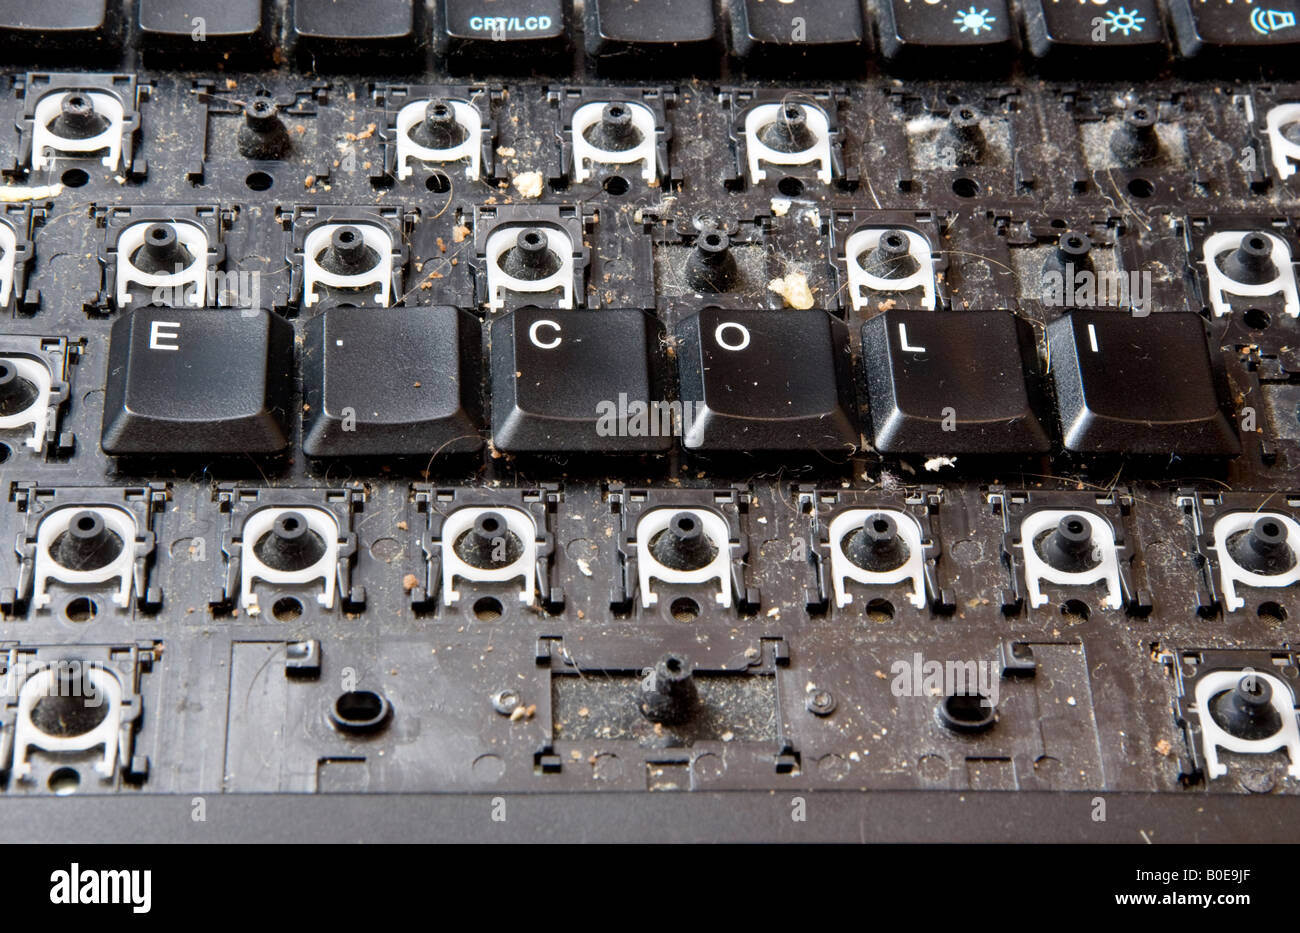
<box><xmin>877</xmin><ymin>0</ymin><xmax>1013</xmax><ymax>69</ymax></box>
<box><xmin>1023</xmin><ymin>0</ymin><xmax>1168</xmax><ymax>69</ymax></box>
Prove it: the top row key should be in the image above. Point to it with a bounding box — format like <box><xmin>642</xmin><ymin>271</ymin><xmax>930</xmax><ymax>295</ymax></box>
<box><xmin>0</xmin><ymin>0</ymin><xmax>1297</xmax><ymax>71</ymax></box>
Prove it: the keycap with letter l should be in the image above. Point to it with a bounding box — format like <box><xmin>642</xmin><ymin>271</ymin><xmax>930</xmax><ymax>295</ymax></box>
<box><xmin>490</xmin><ymin>307</ymin><xmax>672</xmax><ymax>453</ymax></box>
<box><xmin>1047</xmin><ymin>311</ymin><xmax>1240</xmax><ymax>456</ymax></box>
<box><xmin>875</xmin><ymin>0</ymin><xmax>1015</xmax><ymax>71</ymax></box>
<box><xmin>302</xmin><ymin>307</ymin><xmax>484</xmax><ymax>458</ymax></box>
<box><xmin>437</xmin><ymin>0</ymin><xmax>571</xmax><ymax>73</ymax></box>
<box><xmin>674</xmin><ymin>309</ymin><xmax>859</xmax><ymax>453</ymax></box>
<box><xmin>1168</xmin><ymin>0</ymin><xmax>1300</xmax><ymax>64</ymax></box>
<box><xmin>860</xmin><ymin>310</ymin><xmax>1051</xmax><ymax>455</ymax></box>
<box><xmin>101</xmin><ymin>308</ymin><xmax>294</xmax><ymax>456</ymax></box>
<box><xmin>1021</xmin><ymin>0</ymin><xmax>1167</xmax><ymax>70</ymax></box>
<box><xmin>728</xmin><ymin>0</ymin><xmax>867</xmax><ymax>74</ymax></box>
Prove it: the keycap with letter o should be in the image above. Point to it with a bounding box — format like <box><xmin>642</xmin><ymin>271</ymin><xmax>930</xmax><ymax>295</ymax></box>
<box><xmin>674</xmin><ymin>308</ymin><xmax>859</xmax><ymax>453</ymax></box>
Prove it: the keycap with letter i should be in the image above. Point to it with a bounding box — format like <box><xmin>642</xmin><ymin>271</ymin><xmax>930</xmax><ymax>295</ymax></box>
<box><xmin>673</xmin><ymin>308</ymin><xmax>860</xmax><ymax>453</ymax></box>
<box><xmin>489</xmin><ymin>307</ymin><xmax>671</xmax><ymax>453</ymax></box>
<box><xmin>101</xmin><ymin>307</ymin><xmax>294</xmax><ymax>456</ymax></box>
<box><xmin>860</xmin><ymin>310</ymin><xmax>1051</xmax><ymax>455</ymax></box>
<box><xmin>875</xmin><ymin>0</ymin><xmax>1015</xmax><ymax>70</ymax></box>
<box><xmin>1046</xmin><ymin>311</ymin><xmax>1240</xmax><ymax>456</ymax></box>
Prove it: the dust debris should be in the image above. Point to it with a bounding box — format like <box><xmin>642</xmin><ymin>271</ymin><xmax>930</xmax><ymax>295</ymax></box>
<box><xmin>343</xmin><ymin>122</ymin><xmax>377</xmax><ymax>142</ymax></box>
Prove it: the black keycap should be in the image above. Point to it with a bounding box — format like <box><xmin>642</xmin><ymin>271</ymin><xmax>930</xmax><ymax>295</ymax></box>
<box><xmin>861</xmin><ymin>310</ymin><xmax>1050</xmax><ymax>455</ymax></box>
<box><xmin>1169</xmin><ymin>0</ymin><xmax>1300</xmax><ymax>63</ymax></box>
<box><xmin>675</xmin><ymin>309</ymin><xmax>859</xmax><ymax>453</ymax></box>
<box><xmin>585</xmin><ymin>0</ymin><xmax>721</xmax><ymax>75</ymax></box>
<box><xmin>1047</xmin><ymin>311</ymin><xmax>1240</xmax><ymax>456</ymax></box>
<box><xmin>292</xmin><ymin>0</ymin><xmax>420</xmax><ymax>67</ymax></box>
<box><xmin>101</xmin><ymin>308</ymin><xmax>293</xmax><ymax>456</ymax></box>
<box><xmin>729</xmin><ymin>0</ymin><xmax>867</xmax><ymax>73</ymax></box>
<box><xmin>139</xmin><ymin>0</ymin><xmax>268</xmax><ymax>63</ymax></box>
<box><xmin>0</xmin><ymin>0</ymin><xmax>119</xmax><ymax>60</ymax></box>
<box><xmin>1022</xmin><ymin>0</ymin><xmax>1167</xmax><ymax>69</ymax></box>
<box><xmin>437</xmin><ymin>0</ymin><xmax>571</xmax><ymax>74</ymax></box>
<box><xmin>490</xmin><ymin>308</ymin><xmax>671</xmax><ymax>453</ymax></box>
<box><xmin>876</xmin><ymin>0</ymin><xmax>1014</xmax><ymax>70</ymax></box>
<box><xmin>302</xmin><ymin>307</ymin><xmax>484</xmax><ymax>458</ymax></box>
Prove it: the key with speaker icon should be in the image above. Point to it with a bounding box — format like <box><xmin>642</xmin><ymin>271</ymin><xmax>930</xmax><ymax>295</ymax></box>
<box><xmin>1169</xmin><ymin>0</ymin><xmax>1300</xmax><ymax>64</ymax></box>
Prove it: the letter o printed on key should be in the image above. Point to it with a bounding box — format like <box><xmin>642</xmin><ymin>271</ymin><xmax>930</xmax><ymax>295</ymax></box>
<box><xmin>714</xmin><ymin>322</ymin><xmax>751</xmax><ymax>351</ymax></box>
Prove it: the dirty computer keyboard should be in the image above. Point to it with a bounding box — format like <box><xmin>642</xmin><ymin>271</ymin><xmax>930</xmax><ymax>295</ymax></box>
<box><xmin>3</xmin><ymin>0</ymin><xmax>1300</xmax><ymax>843</ymax></box>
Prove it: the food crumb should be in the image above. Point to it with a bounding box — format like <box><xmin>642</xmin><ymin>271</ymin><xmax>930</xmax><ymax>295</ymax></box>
<box><xmin>512</xmin><ymin>170</ymin><xmax>545</xmax><ymax>199</ymax></box>
<box><xmin>767</xmin><ymin>271</ymin><xmax>815</xmax><ymax>310</ymax></box>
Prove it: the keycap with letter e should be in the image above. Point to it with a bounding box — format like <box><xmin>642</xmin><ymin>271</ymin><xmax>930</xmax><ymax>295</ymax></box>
<box><xmin>490</xmin><ymin>307</ymin><xmax>671</xmax><ymax>453</ymax></box>
<box><xmin>674</xmin><ymin>308</ymin><xmax>859</xmax><ymax>453</ymax></box>
<box><xmin>1047</xmin><ymin>310</ymin><xmax>1240</xmax><ymax>456</ymax></box>
<box><xmin>101</xmin><ymin>307</ymin><xmax>294</xmax><ymax>455</ymax></box>
<box><xmin>861</xmin><ymin>310</ymin><xmax>1051</xmax><ymax>454</ymax></box>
